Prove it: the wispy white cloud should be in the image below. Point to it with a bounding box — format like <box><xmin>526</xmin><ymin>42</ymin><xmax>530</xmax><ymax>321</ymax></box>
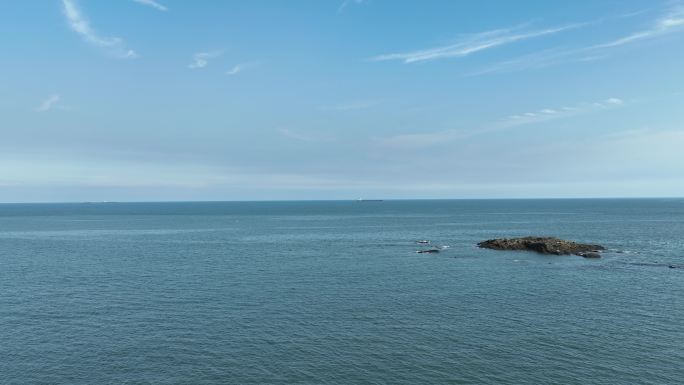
<box><xmin>470</xmin><ymin>47</ymin><xmax>587</xmax><ymax>75</ymax></box>
<box><xmin>371</xmin><ymin>23</ymin><xmax>582</xmax><ymax>64</ymax></box>
<box><xmin>576</xmin><ymin>54</ymin><xmax>609</xmax><ymax>63</ymax></box>
<box><xmin>474</xmin><ymin>5</ymin><xmax>684</xmax><ymax>75</ymax></box>
<box><xmin>338</xmin><ymin>0</ymin><xmax>365</xmax><ymax>14</ymax></box>
<box><xmin>378</xmin><ymin>97</ymin><xmax>625</xmax><ymax>149</ymax></box>
<box><xmin>188</xmin><ymin>51</ymin><xmax>222</xmax><ymax>69</ymax></box>
<box><xmin>62</xmin><ymin>0</ymin><xmax>137</xmax><ymax>59</ymax></box>
<box><xmin>225</xmin><ymin>61</ymin><xmax>260</xmax><ymax>76</ymax></box>
<box><xmin>35</xmin><ymin>95</ymin><xmax>61</xmax><ymax>112</ymax></box>
<box><xmin>593</xmin><ymin>6</ymin><xmax>684</xmax><ymax>48</ymax></box>
<box><xmin>377</xmin><ymin>129</ymin><xmax>463</xmax><ymax>148</ymax></box>
<box><xmin>278</xmin><ymin>128</ymin><xmax>336</xmax><ymax>143</ymax></box>
<box><xmin>320</xmin><ymin>100</ymin><xmax>381</xmax><ymax>111</ymax></box>
<box><xmin>225</xmin><ymin>65</ymin><xmax>243</xmax><ymax>75</ymax></box>
<box><xmin>132</xmin><ymin>0</ymin><xmax>168</xmax><ymax>12</ymax></box>
<box><xmin>502</xmin><ymin>97</ymin><xmax>624</xmax><ymax>126</ymax></box>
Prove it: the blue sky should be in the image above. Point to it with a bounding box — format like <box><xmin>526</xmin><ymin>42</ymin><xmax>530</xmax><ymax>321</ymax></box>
<box><xmin>1</xmin><ymin>0</ymin><xmax>683</xmax><ymax>202</ymax></box>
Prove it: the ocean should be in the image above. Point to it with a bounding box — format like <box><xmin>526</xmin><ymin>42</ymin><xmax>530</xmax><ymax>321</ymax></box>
<box><xmin>1</xmin><ymin>199</ymin><xmax>682</xmax><ymax>384</ymax></box>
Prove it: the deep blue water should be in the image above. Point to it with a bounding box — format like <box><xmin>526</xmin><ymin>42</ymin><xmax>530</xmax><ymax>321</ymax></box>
<box><xmin>1</xmin><ymin>199</ymin><xmax>683</xmax><ymax>384</ymax></box>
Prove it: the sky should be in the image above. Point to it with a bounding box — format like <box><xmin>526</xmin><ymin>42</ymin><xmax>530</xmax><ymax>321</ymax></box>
<box><xmin>1</xmin><ymin>0</ymin><xmax>683</xmax><ymax>202</ymax></box>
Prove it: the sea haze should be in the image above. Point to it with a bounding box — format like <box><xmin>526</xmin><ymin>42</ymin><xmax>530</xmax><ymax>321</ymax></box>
<box><xmin>1</xmin><ymin>199</ymin><xmax>683</xmax><ymax>384</ymax></box>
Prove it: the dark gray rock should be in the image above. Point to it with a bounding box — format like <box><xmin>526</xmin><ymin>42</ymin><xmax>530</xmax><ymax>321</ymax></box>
<box><xmin>477</xmin><ymin>237</ymin><xmax>604</xmax><ymax>256</ymax></box>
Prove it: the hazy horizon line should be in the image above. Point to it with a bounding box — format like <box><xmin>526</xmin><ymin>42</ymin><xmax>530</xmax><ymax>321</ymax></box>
<box><xmin>1</xmin><ymin>196</ymin><xmax>682</xmax><ymax>205</ymax></box>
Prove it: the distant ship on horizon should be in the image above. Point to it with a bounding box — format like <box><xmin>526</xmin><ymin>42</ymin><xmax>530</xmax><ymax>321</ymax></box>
<box><xmin>356</xmin><ymin>198</ymin><xmax>383</xmax><ymax>202</ymax></box>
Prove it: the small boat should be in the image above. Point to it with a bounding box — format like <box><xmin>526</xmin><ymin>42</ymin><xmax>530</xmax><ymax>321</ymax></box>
<box><xmin>416</xmin><ymin>249</ymin><xmax>440</xmax><ymax>254</ymax></box>
<box><xmin>416</xmin><ymin>240</ymin><xmax>430</xmax><ymax>244</ymax></box>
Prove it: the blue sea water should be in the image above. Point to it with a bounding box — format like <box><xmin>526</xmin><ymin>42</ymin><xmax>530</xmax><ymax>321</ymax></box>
<box><xmin>1</xmin><ymin>199</ymin><xmax>683</xmax><ymax>384</ymax></box>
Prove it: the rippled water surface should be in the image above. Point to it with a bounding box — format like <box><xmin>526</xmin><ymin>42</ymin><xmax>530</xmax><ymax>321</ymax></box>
<box><xmin>1</xmin><ymin>199</ymin><xmax>683</xmax><ymax>384</ymax></box>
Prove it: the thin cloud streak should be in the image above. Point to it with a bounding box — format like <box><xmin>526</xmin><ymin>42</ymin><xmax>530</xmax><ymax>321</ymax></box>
<box><xmin>371</xmin><ymin>23</ymin><xmax>583</xmax><ymax>64</ymax></box>
<box><xmin>470</xmin><ymin>47</ymin><xmax>588</xmax><ymax>75</ymax></box>
<box><xmin>188</xmin><ymin>51</ymin><xmax>221</xmax><ymax>69</ymax></box>
<box><xmin>225</xmin><ymin>61</ymin><xmax>260</xmax><ymax>76</ymax></box>
<box><xmin>278</xmin><ymin>128</ymin><xmax>336</xmax><ymax>143</ymax></box>
<box><xmin>61</xmin><ymin>0</ymin><xmax>137</xmax><ymax>59</ymax></box>
<box><xmin>225</xmin><ymin>65</ymin><xmax>243</xmax><ymax>75</ymax></box>
<box><xmin>503</xmin><ymin>97</ymin><xmax>623</xmax><ymax>127</ymax></box>
<box><xmin>320</xmin><ymin>100</ymin><xmax>381</xmax><ymax>111</ymax></box>
<box><xmin>593</xmin><ymin>5</ymin><xmax>684</xmax><ymax>48</ymax></box>
<box><xmin>378</xmin><ymin>97</ymin><xmax>625</xmax><ymax>149</ymax></box>
<box><xmin>474</xmin><ymin>5</ymin><xmax>684</xmax><ymax>75</ymax></box>
<box><xmin>132</xmin><ymin>0</ymin><xmax>168</xmax><ymax>12</ymax></box>
<box><xmin>36</xmin><ymin>95</ymin><xmax>61</xmax><ymax>112</ymax></box>
<box><xmin>338</xmin><ymin>0</ymin><xmax>365</xmax><ymax>14</ymax></box>
<box><xmin>378</xmin><ymin>130</ymin><xmax>461</xmax><ymax>148</ymax></box>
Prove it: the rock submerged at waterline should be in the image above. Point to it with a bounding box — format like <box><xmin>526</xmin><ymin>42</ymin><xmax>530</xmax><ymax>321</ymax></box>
<box><xmin>577</xmin><ymin>251</ymin><xmax>602</xmax><ymax>259</ymax></box>
<box><xmin>477</xmin><ymin>237</ymin><xmax>604</xmax><ymax>257</ymax></box>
